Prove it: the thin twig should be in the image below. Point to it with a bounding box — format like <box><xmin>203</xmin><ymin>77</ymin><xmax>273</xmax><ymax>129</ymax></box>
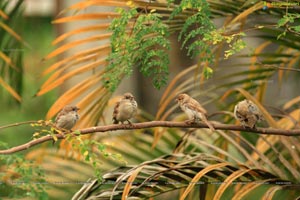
<box><xmin>0</xmin><ymin>121</ymin><xmax>300</xmax><ymax>155</ymax></box>
<box><xmin>0</xmin><ymin>121</ymin><xmax>39</xmax><ymax>130</ymax></box>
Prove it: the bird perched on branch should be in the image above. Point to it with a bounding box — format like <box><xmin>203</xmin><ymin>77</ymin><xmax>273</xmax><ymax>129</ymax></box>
<box><xmin>113</xmin><ymin>93</ymin><xmax>138</xmax><ymax>124</ymax></box>
<box><xmin>176</xmin><ymin>93</ymin><xmax>215</xmax><ymax>132</ymax></box>
<box><xmin>55</xmin><ymin>105</ymin><xmax>80</xmax><ymax>131</ymax></box>
<box><xmin>234</xmin><ymin>99</ymin><xmax>264</xmax><ymax>129</ymax></box>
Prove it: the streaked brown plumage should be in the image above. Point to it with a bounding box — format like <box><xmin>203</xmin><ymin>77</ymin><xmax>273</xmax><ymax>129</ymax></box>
<box><xmin>113</xmin><ymin>93</ymin><xmax>138</xmax><ymax>124</ymax></box>
<box><xmin>55</xmin><ymin>105</ymin><xmax>80</xmax><ymax>130</ymax></box>
<box><xmin>176</xmin><ymin>93</ymin><xmax>215</xmax><ymax>131</ymax></box>
<box><xmin>234</xmin><ymin>99</ymin><xmax>264</xmax><ymax>129</ymax></box>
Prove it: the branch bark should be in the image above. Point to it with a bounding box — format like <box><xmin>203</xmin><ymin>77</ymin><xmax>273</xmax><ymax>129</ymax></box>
<box><xmin>1</xmin><ymin>121</ymin><xmax>300</xmax><ymax>155</ymax></box>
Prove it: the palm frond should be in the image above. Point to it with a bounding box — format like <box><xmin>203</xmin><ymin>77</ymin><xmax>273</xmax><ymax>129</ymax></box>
<box><xmin>29</xmin><ymin>1</ymin><xmax>300</xmax><ymax>199</ymax></box>
<box><xmin>37</xmin><ymin>0</ymin><xmax>271</xmax><ymax>126</ymax></box>
<box><xmin>72</xmin><ymin>153</ymin><xmax>299</xmax><ymax>199</ymax></box>
<box><xmin>0</xmin><ymin>0</ymin><xmax>25</xmax><ymax>103</ymax></box>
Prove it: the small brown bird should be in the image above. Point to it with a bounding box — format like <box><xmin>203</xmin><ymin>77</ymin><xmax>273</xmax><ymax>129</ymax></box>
<box><xmin>113</xmin><ymin>93</ymin><xmax>138</xmax><ymax>124</ymax></box>
<box><xmin>176</xmin><ymin>93</ymin><xmax>215</xmax><ymax>131</ymax></box>
<box><xmin>55</xmin><ymin>105</ymin><xmax>80</xmax><ymax>130</ymax></box>
<box><xmin>234</xmin><ymin>99</ymin><xmax>263</xmax><ymax>129</ymax></box>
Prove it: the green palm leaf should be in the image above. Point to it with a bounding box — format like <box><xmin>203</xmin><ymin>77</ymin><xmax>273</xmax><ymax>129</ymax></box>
<box><xmin>0</xmin><ymin>0</ymin><xmax>26</xmax><ymax>103</ymax></box>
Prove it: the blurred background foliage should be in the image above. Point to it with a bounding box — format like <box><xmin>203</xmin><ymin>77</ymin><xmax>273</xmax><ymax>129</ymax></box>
<box><xmin>0</xmin><ymin>0</ymin><xmax>300</xmax><ymax>199</ymax></box>
<box><xmin>0</xmin><ymin>0</ymin><xmax>56</xmax><ymax>147</ymax></box>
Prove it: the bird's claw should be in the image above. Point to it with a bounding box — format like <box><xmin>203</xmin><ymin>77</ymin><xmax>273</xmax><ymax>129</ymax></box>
<box><xmin>126</xmin><ymin>120</ymin><xmax>134</xmax><ymax>128</ymax></box>
<box><xmin>243</xmin><ymin>125</ymin><xmax>256</xmax><ymax>130</ymax></box>
<box><xmin>184</xmin><ymin>120</ymin><xmax>196</xmax><ymax>125</ymax></box>
<box><xmin>120</xmin><ymin>121</ymin><xmax>134</xmax><ymax>128</ymax></box>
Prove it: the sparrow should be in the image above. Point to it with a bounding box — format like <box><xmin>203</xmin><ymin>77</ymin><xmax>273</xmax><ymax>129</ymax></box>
<box><xmin>176</xmin><ymin>93</ymin><xmax>215</xmax><ymax>132</ymax></box>
<box><xmin>55</xmin><ymin>105</ymin><xmax>80</xmax><ymax>130</ymax></box>
<box><xmin>234</xmin><ymin>99</ymin><xmax>263</xmax><ymax>129</ymax></box>
<box><xmin>113</xmin><ymin>93</ymin><xmax>138</xmax><ymax>124</ymax></box>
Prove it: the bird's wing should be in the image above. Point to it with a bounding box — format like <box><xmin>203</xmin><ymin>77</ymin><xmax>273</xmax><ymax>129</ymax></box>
<box><xmin>55</xmin><ymin>110</ymin><xmax>65</xmax><ymax>124</ymax></box>
<box><xmin>56</xmin><ymin>115</ymin><xmax>69</xmax><ymax>128</ymax></box>
<box><xmin>236</xmin><ymin>102</ymin><xmax>249</xmax><ymax>118</ymax></box>
<box><xmin>248</xmin><ymin>102</ymin><xmax>264</xmax><ymax>121</ymax></box>
<box><xmin>113</xmin><ymin>101</ymin><xmax>121</xmax><ymax>119</ymax></box>
<box><xmin>187</xmin><ymin>97</ymin><xmax>213</xmax><ymax>131</ymax></box>
<box><xmin>187</xmin><ymin>97</ymin><xmax>207</xmax><ymax>114</ymax></box>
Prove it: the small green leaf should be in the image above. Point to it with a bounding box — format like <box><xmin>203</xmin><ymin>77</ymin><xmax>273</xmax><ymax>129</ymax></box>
<box><xmin>52</xmin><ymin>135</ymin><xmax>58</xmax><ymax>142</ymax></box>
<box><xmin>98</xmin><ymin>144</ymin><xmax>106</xmax><ymax>151</ymax></box>
<box><xmin>203</xmin><ymin>66</ymin><xmax>213</xmax><ymax>79</ymax></box>
<box><xmin>105</xmin><ymin>8</ymin><xmax>170</xmax><ymax>91</ymax></box>
<box><xmin>33</xmin><ymin>132</ymin><xmax>40</xmax><ymax>137</ymax></box>
<box><xmin>74</xmin><ymin>130</ymin><xmax>81</xmax><ymax>135</ymax></box>
<box><xmin>292</xmin><ymin>25</ymin><xmax>300</xmax><ymax>32</ymax></box>
<box><xmin>84</xmin><ymin>150</ymin><xmax>89</xmax><ymax>157</ymax></box>
<box><xmin>277</xmin><ymin>31</ymin><xmax>286</xmax><ymax>40</ymax></box>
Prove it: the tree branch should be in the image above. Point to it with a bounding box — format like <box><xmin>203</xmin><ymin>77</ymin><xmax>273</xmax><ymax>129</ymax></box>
<box><xmin>1</xmin><ymin>121</ymin><xmax>300</xmax><ymax>155</ymax></box>
<box><xmin>0</xmin><ymin>120</ymin><xmax>38</xmax><ymax>130</ymax></box>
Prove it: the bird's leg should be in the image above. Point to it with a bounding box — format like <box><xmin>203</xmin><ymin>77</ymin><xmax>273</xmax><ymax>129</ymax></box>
<box><xmin>120</xmin><ymin>121</ymin><xmax>127</xmax><ymax>128</ymax></box>
<box><xmin>241</xmin><ymin>123</ymin><xmax>253</xmax><ymax>130</ymax></box>
<box><xmin>251</xmin><ymin>125</ymin><xmax>257</xmax><ymax>130</ymax></box>
<box><xmin>185</xmin><ymin>119</ymin><xmax>196</xmax><ymax>125</ymax></box>
<box><xmin>62</xmin><ymin>128</ymin><xmax>73</xmax><ymax>135</ymax></box>
<box><xmin>241</xmin><ymin>119</ymin><xmax>256</xmax><ymax>130</ymax></box>
<box><xmin>126</xmin><ymin>120</ymin><xmax>134</xmax><ymax>127</ymax></box>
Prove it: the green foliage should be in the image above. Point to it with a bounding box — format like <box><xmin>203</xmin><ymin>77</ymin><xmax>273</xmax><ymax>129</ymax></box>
<box><xmin>174</xmin><ymin>0</ymin><xmax>215</xmax><ymax>62</ymax></box>
<box><xmin>203</xmin><ymin>30</ymin><xmax>246</xmax><ymax>59</ymax></box>
<box><xmin>276</xmin><ymin>13</ymin><xmax>300</xmax><ymax>39</ymax></box>
<box><xmin>67</xmin><ymin>135</ymin><xmax>126</xmax><ymax>181</ymax></box>
<box><xmin>224</xmin><ymin>38</ymin><xmax>246</xmax><ymax>59</ymax></box>
<box><xmin>203</xmin><ymin>66</ymin><xmax>213</xmax><ymax>79</ymax></box>
<box><xmin>105</xmin><ymin>7</ymin><xmax>170</xmax><ymax>91</ymax></box>
<box><xmin>0</xmin><ymin>0</ymin><xmax>25</xmax><ymax>104</ymax></box>
<box><xmin>30</xmin><ymin>121</ymin><xmax>127</xmax><ymax>181</ymax></box>
<box><xmin>0</xmin><ymin>142</ymin><xmax>48</xmax><ymax>199</ymax></box>
<box><xmin>30</xmin><ymin>120</ymin><xmax>60</xmax><ymax>142</ymax></box>
<box><xmin>104</xmin><ymin>0</ymin><xmax>249</xmax><ymax>91</ymax></box>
